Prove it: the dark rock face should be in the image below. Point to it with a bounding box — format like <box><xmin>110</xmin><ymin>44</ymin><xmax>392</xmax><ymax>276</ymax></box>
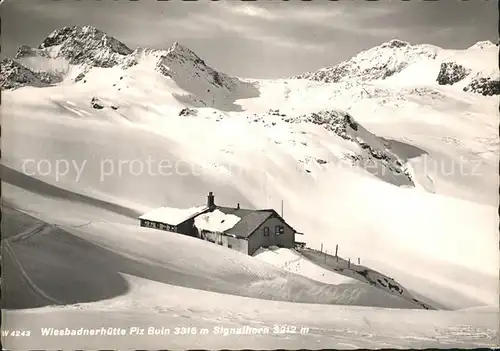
<box><xmin>179</xmin><ymin>108</ymin><xmax>197</xmax><ymax>116</ymax></box>
<box><xmin>211</xmin><ymin>71</ymin><xmax>223</xmax><ymax>87</ymax></box>
<box><xmin>344</xmin><ymin>114</ymin><xmax>358</xmax><ymax>131</ymax></box>
<box><xmin>75</xmin><ymin>73</ymin><xmax>85</xmax><ymax>82</ymax></box>
<box><xmin>463</xmin><ymin>77</ymin><xmax>500</xmax><ymax>96</ymax></box>
<box><xmin>436</xmin><ymin>62</ymin><xmax>470</xmax><ymax>85</ymax></box>
<box><xmin>268</xmin><ymin>109</ymin><xmax>286</xmax><ymax>117</ymax></box>
<box><xmin>0</xmin><ymin>58</ymin><xmax>46</xmax><ymax>89</ymax></box>
<box><xmin>90</xmin><ymin>97</ymin><xmax>105</xmax><ymax>109</ymax></box>
<box><xmin>435</xmin><ymin>61</ymin><xmax>498</xmax><ymax>96</ymax></box>
<box><xmin>283</xmin><ymin>110</ymin><xmax>355</xmax><ymax>141</ymax></box>
<box><xmin>155</xmin><ymin>61</ymin><xmax>171</xmax><ymax>78</ymax></box>
<box><xmin>0</xmin><ymin>58</ymin><xmax>63</xmax><ymax>89</ymax></box>
<box><xmin>35</xmin><ymin>25</ymin><xmax>133</xmax><ymax>68</ymax></box>
<box><xmin>380</xmin><ymin>39</ymin><xmax>410</xmax><ymax>49</ymax></box>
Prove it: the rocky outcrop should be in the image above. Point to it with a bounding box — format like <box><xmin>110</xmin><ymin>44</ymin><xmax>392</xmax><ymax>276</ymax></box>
<box><xmin>463</xmin><ymin>77</ymin><xmax>500</xmax><ymax>96</ymax></box>
<box><xmin>90</xmin><ymin>97</ymin><xmax>105</xmax><ymax>109</ymax></box>
<box><xmin>283</xmin><ymin>110</ymin><xmax>356</xmax><ymax>141</ymax></box>
<box><xmin>74</xmin><ymin>73</ymin><xmax>86</xmax><ymax>82</ymax></box>
<box><xmin>436</xmin><ymin>62</ymin><xmax>470</xmax><ymax>85</ymax></box>
<box><xmin>29</xmin><ymin>25</ymin><xmax>133</xmax><ymax>68</ymax></box>
<box><xmin>0</xmin><ymin>58</ymin><xmax>47</xmax><ymax>89</ymax></box>
<box><xmin>179</xmin><ymin>108</ymin><xmax>197</xmax><ymax>116</ymax></box>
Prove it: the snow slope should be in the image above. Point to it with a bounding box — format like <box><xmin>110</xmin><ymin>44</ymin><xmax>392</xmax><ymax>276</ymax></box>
<box><xmin>4</xmin><ymin>199</ymin><xmax>419</xmax><ymax>310</ymax></box>
<box><xmin>254</xmin><ymin>246</ymin><xmax>355</xmax><ymax>286</ymax></box>
<box><xmin>3</xmin><ymin>274</ymin><xmax>498</xmax><ymax>350</ymax></box>
<box><xmin>1</xmin><ymin>26</ymin><xmax>498</xmax><ymax>349</ymax></box>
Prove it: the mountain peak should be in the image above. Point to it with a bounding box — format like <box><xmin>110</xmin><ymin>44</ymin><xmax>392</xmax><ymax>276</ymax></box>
<box><xmin>379</xmin><ymin>39</ymin><xmax>411</xmax><ymax>49</ymax></box>
<box><xmin>169</xmin><ymin>41</ymin><xmax>184</xmax><ymax>51</ymax></box>
<box><xmin>14</xmin><ymin>25</ymin><xmax>133</xmax><ymax>68</ymax></box>
<box><xmin>293</xmin><ymin>39</ymin><xmax>438</xmax><ymax>83</ymax></box>
<box><xmin>38</xmin><ymin>25</ymin><xmax>131</xmax><ymax>55</ymax></box>
<box><xmin>160</xmin><ymin>41</ymin><xmax>207</xmax><ymax>68</ymax></box>
<box><xmin>468</xmin><ymin>40</ymin><xmax>498</xmax><ymax>50</ymax></box>
<box><xmin>167</xmin><ymin>42</ymin><xmax>201</xmax><ymax>59</ymax></box>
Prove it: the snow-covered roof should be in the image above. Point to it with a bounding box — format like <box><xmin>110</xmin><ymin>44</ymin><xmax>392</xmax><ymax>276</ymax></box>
<box><xmin>194</xmin><ymin>209</ymin><xmax>241</xmax><ymax>233</ymax></box>
<box><xmin>139</xmin><ymin>205</ymin><xmax>209</xmax><ymax>226</ymax></box>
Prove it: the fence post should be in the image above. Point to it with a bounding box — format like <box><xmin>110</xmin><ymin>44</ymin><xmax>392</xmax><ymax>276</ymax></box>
<box><xmin>348</xmin><ymin>258</ymin><xmax>351</xmax><ymax>268</ymax></box>
<box><xmin>357</xmin><ymin>257</ymin><xmax>360</xmax><ymax>265</ymax></box>
<box><xmin>320</xmin><ymin>243</ymin><xmax>323</xmax><ymax>252</ymax></box>
<box><xmin>335</xmin><ymin>244</ymin><xmax>338</xmax><ymax>257</ymax></box>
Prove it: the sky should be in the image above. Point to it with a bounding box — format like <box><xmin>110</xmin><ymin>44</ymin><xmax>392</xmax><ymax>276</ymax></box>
<box><xmin>1</xmin><ymin>0</ymin><xmax>497</xmax><ymax>78</ymax></box>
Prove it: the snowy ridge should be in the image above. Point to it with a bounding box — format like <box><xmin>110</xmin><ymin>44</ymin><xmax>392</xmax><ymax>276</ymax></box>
<box><xmin>293</xmin><ymin>39</ymin><xmax>440</xmax><ymax>84</ymax></box>
<box><xmin>292</xmin><ymin>39</ymin><xmax>499</xmax><ymax>96</ymax></box>
<box><xmin>2</xmin><ymin>29</ymin><xmax>497</xmax><ymax>99</ymax></box>
<box><xmin>152</xmin><ymin>42</ymin><xmax>254</xmax><ymax>109</ymax></box>
<box><xmin>2</xmin><ymin>26</ymin><xmax>257</xmax><ymax>109</ymax></box>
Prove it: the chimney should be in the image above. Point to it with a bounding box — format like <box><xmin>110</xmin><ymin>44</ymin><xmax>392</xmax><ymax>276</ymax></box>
<box><xmin>207</xmin><ymin>191</ymin><xmax>215</xmax><ymax>209</ymax></box>
<box><xmin>236</xmin><ymin>203</ymin><xmax>240</xmax><ymax>209</ymax></box>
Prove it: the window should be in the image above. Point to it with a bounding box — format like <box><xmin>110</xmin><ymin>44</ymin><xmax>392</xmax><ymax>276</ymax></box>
<box><xmin>263</xmin><ymin>227</ymin><xmax>269</xmax><ymax>236</ymax></box>
<box><xmin>145</xmin><ymin>221</ymin><xmax>156</xmax><ymax>228</ymax></box>
<box><xmin>275</xmin><ymin>225</ymin><xmax>284</xmax><ymax>236</ymax></box>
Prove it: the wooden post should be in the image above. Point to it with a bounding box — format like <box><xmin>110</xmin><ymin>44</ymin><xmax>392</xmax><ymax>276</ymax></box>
<box><xmin>281</xmin><ymin>200</ymin><xmax>284</xmax><ymax>218</ymax></box>
<box><xmin>335</xmin><ymin>244</ymin><xmax>338</xmax><ymax>257</ymax></box>
<box><xmin>348</xmin><ymin>258</ymin><xmax>351</xmax><ymax>268</ymax></box>
<box><xmin>320</xmin><ymin>243</ymin><xmax>323</xmax><ymax>252</ymax></box>
<box><xmin>357</xmin><ymin>257</ymin><xmax>360</xmax><ymax>265</ymax></box>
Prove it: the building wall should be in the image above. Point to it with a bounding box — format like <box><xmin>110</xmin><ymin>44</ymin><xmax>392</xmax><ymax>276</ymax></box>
<box><xmin>199</xmin><ymin>230</ymin><xmax>248</xmax><ymax>255</ymax></box>
<box><xmin>140</xmin><ymin>217</ymin><xmax>203</xmax><ymax>237</ymax></box>
<box><xmin>246</xmin><ymin>214</ymin><xmax>295</xmax><ymax>256</ymax></box>
<box><xmin>140</xmin><ymin>219</ymin><xmax>177</xmax><ymax>232</ymax></box>
<box><xmin>224</xmin><ymin>236</ymin><xmax>248</xmax><ymax>255</ymax></box>
<box><xmin>177</xmin><ymin>218</ymin><xmax>198</xmax><ymax>237</ymax></box>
